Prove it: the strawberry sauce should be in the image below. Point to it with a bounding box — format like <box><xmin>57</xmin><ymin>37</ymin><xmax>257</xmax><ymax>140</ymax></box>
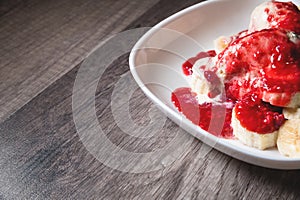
<box><xmin>171</xmin><ymin>87</ymin><xmax>233</xmax><ymax>138</ymax></box>
<box><xmin>218</xmin><ymin>29</ymin><xmax>300</xmax><ymax>106</ymax></box>
<box><xmin>172</xmin><ymin>1</ymin><xmax>299</xmax><ymax>138</ymax></box>
<box><xmin>234</xmin><ymin>94</ymin><xmax>285</xmax><ymax>134</ymax></box>
<box><xmin>266</xmin><ymin>1</ymin><xmax>300</xmax><ymax>34</ymax></box>
<box><xmin>182</xmin><ymin>50</ymin><xmax>216</xmax><ymax>75</ymax></box>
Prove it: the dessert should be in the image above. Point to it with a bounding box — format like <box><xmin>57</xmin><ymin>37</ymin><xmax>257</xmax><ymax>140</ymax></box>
<box><xmin>172</xmin><ymin>1</ymin><xmax>300</xmax><ymax>156</ymax></box>
<box><xmin>277</xmin><ymin>119</ymin><xmax>300</xmax><ymax>157</ymax></box>
<box><xmin>248</xmin><ymin>1</ymin><xmax>300</xmax><ymax>34</ymax></box>
<box><xmin>277</xmin><ymin>107</ymin><xmax>300</xmax><ymax>157</ymax></box>
<box><xmin>283</xmin><ymin>107</ymin><xmax>300</xmax><ymax>119</ymax></box>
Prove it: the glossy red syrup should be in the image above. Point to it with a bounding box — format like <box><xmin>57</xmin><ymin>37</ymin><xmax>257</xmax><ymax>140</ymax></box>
<box><xmin>217</xmin><ymin>29</ymin><xmax>300</xmax><ymax>106</ymax></box>
<box><xmin>266</xmin><ymin>1</ymin><xmax>300</xmax><ymax>34</ymax></box>
<box><xmin>234</xmin><ymin>94</ymin><xmax>285</xmax><ymax>133</ymax></box>
<box><xmin>182</xmin><ymin>50</ymin><xmax>216</xmax><ymax>75</ymax></box>
<box><xmin>171</xmin><ymin>87</ymin><xmax>233</xmax><ymax>138</ymax></box>
<box><xmin>173</xmin><ymin>2</ymin><xmax>299</xmax><ymax>137</ymax></box>
<box><xmin>204</xmin><ymin>70</ymin><xmax>222</xmax><ymax>98</ymax></box>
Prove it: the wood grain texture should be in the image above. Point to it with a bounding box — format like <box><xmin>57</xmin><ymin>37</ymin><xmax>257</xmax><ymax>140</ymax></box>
<box><xmin>0</xmin><ymin>0</ymin><xmax>157</xmax><ymax>122</ymax></box>
<box><xmin>1</xmin><ymin>0</ymin><xmax>300</xmax><ymax>199</ymax></box>
<box><xmin>1</xmin><ymin>52</ymin><xmax>300</xmax><ymax>200</ymax></box>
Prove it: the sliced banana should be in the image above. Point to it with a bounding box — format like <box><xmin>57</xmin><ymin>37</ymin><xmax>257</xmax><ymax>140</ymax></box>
<box><xmin>214</xmin><ymin>36</ymin><xmax>231</xmax><ymax>53</ymax></box>
<box><xmin>286</xmin><ymin>93</ymin><xmax>300</xmax><ymax>108</ymax></box>
<box><xmin>231</xmin><ymin>107</ymin><xmax>278</xmax><ymax>150</ymax></box>
<box><xmin>262</xmin><ymin>92</ymin><xmax>300</xmax><ymax>108</ymax></box>
<box><xmin>277</xmin><ymin>119</ymin><xmax>300</xmax><ymax>158</ymax></box>
<box><xmin>283</xmin><ymin>107</ymin><xmax>300</xmax><ymax>119</ymax></box>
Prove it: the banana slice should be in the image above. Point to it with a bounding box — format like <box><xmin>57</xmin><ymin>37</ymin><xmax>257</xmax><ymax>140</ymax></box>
<box><xmin>231</xmin><ymin>107</ymin><xmax>278</xmax><ymax>150</ymax></box>
<box><xmin>262</xmin><ymin>92</ymin><xmax>300</xmax><ymax>108</ymax></box>
<box><xmin>214</xmin><ymin>36</ymin><xmax>231</xmax><ymax>53</ymax></box>
<box><xmin>283</xmin><ymin>107</ymin><xmax>300</xmax><ymax>119</ymax></box>
<box><xmin>277</xmin><ymin>119</ymin><xmax>300</xmax><ymax>158</ymax></box>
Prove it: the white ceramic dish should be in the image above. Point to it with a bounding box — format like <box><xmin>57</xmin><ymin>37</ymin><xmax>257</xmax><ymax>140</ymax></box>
<box><xmin>129</xmin><ymin>0</ymin><xmax>300</xmax><ymax>169</ymax></box>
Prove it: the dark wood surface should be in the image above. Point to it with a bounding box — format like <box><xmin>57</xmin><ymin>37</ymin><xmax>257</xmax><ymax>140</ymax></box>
<box><xmin>1</xmin><ymin>0</ymin><xmax>300</xmax><ymax>199</ymax></box>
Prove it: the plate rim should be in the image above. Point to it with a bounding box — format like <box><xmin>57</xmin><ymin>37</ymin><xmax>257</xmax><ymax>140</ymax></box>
<box><xmin>129</xmin><ymin>0</ymin><xmax>300</xmax><ymax>169</ymax></box>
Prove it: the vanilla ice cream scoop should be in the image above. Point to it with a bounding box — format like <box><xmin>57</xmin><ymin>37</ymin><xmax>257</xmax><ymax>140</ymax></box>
<box><xmin>248</xmin><ymin>1</ymin><xmax>300</xmax><ymax>34</ymax></box>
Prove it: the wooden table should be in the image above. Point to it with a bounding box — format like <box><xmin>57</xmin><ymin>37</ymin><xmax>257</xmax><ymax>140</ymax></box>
<box><xmin>1</xmin><ymin>0</ymin><xmax>300</xmax><ymax>199</ymax></box>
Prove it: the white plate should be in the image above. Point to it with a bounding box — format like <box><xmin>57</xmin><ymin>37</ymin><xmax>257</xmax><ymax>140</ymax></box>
<box><xmin>129</xmin><ymin>0</ymin><xmax>300</xmax><ymax>169</ymax></box>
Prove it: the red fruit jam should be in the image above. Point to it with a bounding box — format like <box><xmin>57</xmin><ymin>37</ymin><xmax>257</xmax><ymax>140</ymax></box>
<box><xmin>267</xmin><ymin>1</ymin><xmax>300</xmax><ymax>34</ymax></box>
<box><xmin>217</xmin><ymin>29</ymin><xmax>300</xmax><ymax>106</ymax></box>
<box><xmin>173</xmin><ymin>1</ymin><xmax>299</xmax><ymax>138</ymax></box>
<box><xmin>171</xmin><ymin>87</ymin><xmax>233</xmax><ymax>138</ymax></box>
<box><xmin>182</xmin><ymin>50</ymin><xmax>216</xmax><ymax>75</ymax></box>
<box><xmin>234</xmin><ymin>95</ymin><xmax>285</xmax><ymax>133</ymax></box>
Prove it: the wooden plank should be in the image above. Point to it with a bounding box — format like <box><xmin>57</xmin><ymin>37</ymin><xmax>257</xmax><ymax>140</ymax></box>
<box><xmin>2</xmin><ymin>0</ymin><xmax>300</xmax><ymax>199</ymax></box>
<box><xmin>0</xmin><ymin>0</ymin><xmax>157</xmax><ymax>122</ymax></box>
<box><xmin>1</xmin><ymin>52</ymin><xmax>300</xmax><ymax>199</ymax></box>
